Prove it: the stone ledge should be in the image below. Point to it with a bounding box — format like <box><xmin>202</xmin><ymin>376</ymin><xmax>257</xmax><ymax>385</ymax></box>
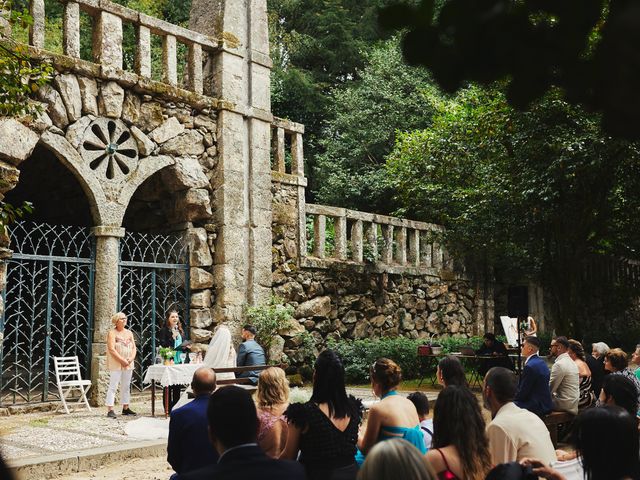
<box><xmin>299</xmin><ymin>256</ymin><xmax>462</xmax><ymax>278</ymax></box>
<box><xmin>271</xmin><ymin>172</ymin><xmax>308</xmax><ymax>187</ymax></box>
<box><xmin>272</xmin><ymin>116</ymin><xmax>305</xmax><ymax>134</ymax></box>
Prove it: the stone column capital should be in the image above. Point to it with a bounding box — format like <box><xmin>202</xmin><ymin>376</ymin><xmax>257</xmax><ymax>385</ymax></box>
<box><xmin>92</xmin><ymin>225</ymin><xmax>126</xmax><ymax>238</ymax></box>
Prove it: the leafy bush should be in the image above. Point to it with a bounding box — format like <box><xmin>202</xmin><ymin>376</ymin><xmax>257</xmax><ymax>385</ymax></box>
<box><xmin>245</xmin><ymin>296</ymin><xmax>295</xmax><ymax>359</ymax></box>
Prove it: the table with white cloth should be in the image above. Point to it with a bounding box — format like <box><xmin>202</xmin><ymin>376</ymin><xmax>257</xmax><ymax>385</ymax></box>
<box><xmin>143</xmin><ymin>364</ymin><xmax>201</xmax><ymax>417</ymax></box>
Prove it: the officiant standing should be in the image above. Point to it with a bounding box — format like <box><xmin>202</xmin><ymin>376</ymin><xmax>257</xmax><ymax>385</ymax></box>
<box><xmin>159</xmin><ymin>310</ymin><xmax>189</xmax><ymax>412</ymax></box>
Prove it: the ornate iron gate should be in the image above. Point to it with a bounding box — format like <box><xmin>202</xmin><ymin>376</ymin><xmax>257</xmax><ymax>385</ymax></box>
<box><xmin>118</xmin><ymin>231</ymin><xmax>190</xmax><ymax>390</ymax></box>
<box><xmin>0</xmin><ymin>222</ymin><xmax>95</xmax><ymax>405</ymax></box>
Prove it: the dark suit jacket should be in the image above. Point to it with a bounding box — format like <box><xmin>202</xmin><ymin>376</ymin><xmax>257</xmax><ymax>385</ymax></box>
<box><xmin>177</xmin><ymin>445</ymin><xmax>305</xmax><ymax>480</ymax></box>
<box><xmin>514</xmin><ymin>354</ymin><xmax>553</xmax><ymax>417</ymax></box>
<box><xmin>236</xmin><ymin>340</ymin><xmax>266</xmax><ymax>384</ymax></box>
<box><xmin>168</xmin><ymin>395</ymin><xmax>219</xmax><ymax>474</ymax></box>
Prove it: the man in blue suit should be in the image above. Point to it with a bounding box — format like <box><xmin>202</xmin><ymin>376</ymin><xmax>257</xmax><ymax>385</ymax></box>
<box><xmin>514</xmin><ymin>336</ymin><xmax>553</xmax><ymax>417</ymax></box>
<box><xmin>236</xmin><ymin>325</ymin><xmax>266</xmax><ymax>385</ymax></box>
<box><xmin>168</xmin><ymin>367</ymin><xmax>218</xmax><ymax>476</ymax></box>
<box><xmin>177</xmin><ymin>386</ymin><xmax>305</xmax><ymax>480</ymax></box>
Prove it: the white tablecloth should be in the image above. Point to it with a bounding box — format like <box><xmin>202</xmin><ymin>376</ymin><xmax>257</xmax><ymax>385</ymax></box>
<box><xmin>142</xmin><ymin>364</ymin><xmax>201</xmax><ymax>387</ymax></box>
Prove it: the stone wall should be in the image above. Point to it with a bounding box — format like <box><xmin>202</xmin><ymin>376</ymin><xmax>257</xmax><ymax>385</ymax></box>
<box><xmin>271</xmin><ymin>176</ymin><xmax>491</xmax><ymax>367</ymax></box>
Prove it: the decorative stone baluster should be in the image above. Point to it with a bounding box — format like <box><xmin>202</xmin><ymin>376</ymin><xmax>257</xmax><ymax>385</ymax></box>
<box><xmin>29</xmin><ymin>0</ymin><xmax>45</xmax><ymax>48</ymax></box>
<box><xmin>187</xmin><ymin>43</ymin><xmax>203</xmax><ymax>94</ymax></box>
<box><xmin>334</xmin><ymin>216</ymin><xmax>347</xmax><ymax>260</ymax></box>
<box><xmin>395</xmin><ymin>227</ymin><xmax>407</xmax><ymax>265</ymax></box>
<box><xmin>366</xmin><ymin>223</ymin><xmax>378</xmax><ymax>262</ymax></box>
<box><xmin>136</xmin><ymin>25</ymin><xmax>151</xmax><ymax>77</ymax></box>
<box><xmin>63</xmin><ymin>1</ymin><xmax>80</xmax><ymax>58</ymax></box>
<box><xmin>163</xmin><ymin>34</ymin><xmax>177</xmax><ymax>85</ymax></box>
<box><xmin>291</xmin><ymin>132</ymin><xmax>304</xmax><ymax>177</ymax></box>
<box><xmin>408</xmin><ymin>229</ymin><xmax>420</xmax><ymax>267</ymax></box>
<box><xmin>351</xmin><ymin>220</ymin><xmax>363</xmax><ymax>262</ymax></box>
<box><xmin>382</xmin><ymin>224</ymin><xmax>394</xmax><ymax>265</ymax></box>
<box><xmin>433</xmin><ymin>241</ymin><xmax>444</xmax><ymax>269</ymax></box>
<box><xmin>313</xmin><ymin>215</ymin><xmax>326</xmax><ymax>258</ymax></box>
<box><xmin>95</xmin><ymin>11</ymin><xmax>123</xmax><ymax>68</ymax></box>
<box><xmin>272</xmin><ymin>127</ymin><xmax>285</xmax><ymax>173</ymax></box>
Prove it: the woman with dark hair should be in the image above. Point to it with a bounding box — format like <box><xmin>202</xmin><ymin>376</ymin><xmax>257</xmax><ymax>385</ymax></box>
<box><xmin>356</xmin><ymin>358</ymin><xmax>425</xmax><ymax>465</ymax></box>
<box><xmin>158</xmin><ymin>310</ymin><xmax>187</xmax><ymax>412</ymax></box>
<box><xmin>567</xmin><ymin>339</ymin><xmax>595</xmax><ymax>410</ymax></box>
<box><xmin>437</xmin><ymin>356</ymin><xmax>468</xmax><ymax>388</ymax></box>
<box><xmin>599</xmin><ymin>374</ymin><xmax>639</xmax><ymax>418</ymax></box>
<box><xmin>425</xmin><ymin>386</ymin><xmax>492</xmax><ymax>480</ymax></box>
<box><xmin>282</xmin><ymin>350</ymin><xmax>363</xmax><ymax>480</ymax></box>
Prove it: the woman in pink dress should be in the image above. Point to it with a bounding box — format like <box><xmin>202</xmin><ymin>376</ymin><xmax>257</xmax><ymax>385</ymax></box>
<box><xmin>256</xmin><ymin>367</ymin><xmax>289</xmax><ymax>458</ymax></box>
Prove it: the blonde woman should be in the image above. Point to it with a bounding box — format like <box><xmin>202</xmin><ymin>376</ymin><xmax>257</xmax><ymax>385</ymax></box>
<box><xmin>257</xmin><ymin>367</ymin><xmax>290</xmax><ymax>458</ymax></box>
<box><xmin>358</xmin><ymin>438</ymin><xmax>436</xmax><ymax>480</ymax></box>
<box><xmin>106</xmin><ymin>312</ymin><xmax>137</xmax><ymax>418</ymax></box>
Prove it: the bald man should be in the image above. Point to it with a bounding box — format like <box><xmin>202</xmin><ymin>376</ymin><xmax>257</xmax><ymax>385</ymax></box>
<box><xmin>168</xmin><ymin>368</ymin><xmax>218</xmax><ymax>476</ymax></box>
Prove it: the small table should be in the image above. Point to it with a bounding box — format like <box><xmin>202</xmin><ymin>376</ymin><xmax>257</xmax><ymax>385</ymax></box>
<box><xmin>417</xmin><ymin>353</ymin><xmax>504</xmax><ymax>389</ymax></box>
<box><xmin>143</xmin><ymin>364</ymin><xmax>200</xmax><ymax>417</ymax></box>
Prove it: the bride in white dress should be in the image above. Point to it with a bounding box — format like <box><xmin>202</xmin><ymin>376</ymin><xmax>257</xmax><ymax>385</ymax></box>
<box><xmin>172</xmin><ymin>324</ymin><xmax>237</xmax><ymax>409</ymax></box>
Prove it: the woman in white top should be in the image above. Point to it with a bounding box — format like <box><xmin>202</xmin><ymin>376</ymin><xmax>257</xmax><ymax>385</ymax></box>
<box><xmin>106</xmin><ymin>312</ymin><xmax>137</xmax><ymax>418</ymax></box>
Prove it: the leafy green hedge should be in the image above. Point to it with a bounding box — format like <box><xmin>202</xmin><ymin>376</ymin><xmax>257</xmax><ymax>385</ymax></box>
<box><xmin>327</xmin><ymin>335</ymin><xmax>492</xmax><ymax>384</ymax></box>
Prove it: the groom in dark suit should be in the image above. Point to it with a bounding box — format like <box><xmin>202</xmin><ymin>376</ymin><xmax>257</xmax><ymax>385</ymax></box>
<box><xmin>514</xmin><ymin>336</ymin><xmax>553</xmax><ymax>417</ymax></box>
<box><xmin>177</xmin><ymin>386</ymin><xmax>305</xmax><ymax>480</ymax></box>
<box><xmin>236</xmin><ymin>325</ymin><xmax>266</xmax><ymax>385</ymax></box>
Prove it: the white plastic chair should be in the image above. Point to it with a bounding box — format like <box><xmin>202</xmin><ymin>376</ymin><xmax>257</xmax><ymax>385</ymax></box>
<box><xmin>53</xmin><ymin>356</ymin><xmax>92</xmax><ymax>414</ymax></box>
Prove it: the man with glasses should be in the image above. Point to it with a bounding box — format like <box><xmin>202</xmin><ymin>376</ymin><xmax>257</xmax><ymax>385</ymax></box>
<box><xmin>549</xmin><ymin>336</ymin><xmax>579</xmax><ymax>415</ymax></box>
<box><xmin>514</xmin><ymin>336</ymin><xmax>553</xmax><ymax>417</ymax></box>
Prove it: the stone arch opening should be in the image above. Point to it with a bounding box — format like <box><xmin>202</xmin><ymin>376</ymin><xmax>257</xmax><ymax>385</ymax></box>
<box><xmin>5</xmin><ymin>144</ymin><xmax>93</xmax><ymax>227</ymax></box>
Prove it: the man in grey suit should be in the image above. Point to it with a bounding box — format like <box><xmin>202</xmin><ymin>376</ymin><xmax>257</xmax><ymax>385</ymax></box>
<box><xmin>549</xmin><ymin>336</ymin><xmax>579</xmax><ymax>415</ymax></box>
<box><xmin>236</xmin><ymin>325</ymin><xmax>266</xmax><ymax>385</ymax></box>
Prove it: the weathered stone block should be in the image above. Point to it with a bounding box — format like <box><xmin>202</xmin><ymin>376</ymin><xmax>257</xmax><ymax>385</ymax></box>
<box><xmin>295</xmin><ymin>296</ymin><xmax>332</xmax><ymax>319</ymax></box>
<box><xmin>149</xmin><ymin>117</ymin><xmax>184</xmax><ymax>144</ymax></box>
<box><xmin>279</xmin><ymin>320</ymin><xmax>305</xmax><ymax>337</ymax></box>
<box><xmin>138</xmin><ymin>102</ymin><xmax>164</xmax><ymax>132</ymax></box>
<box><xmin>77</xmin><ymin>76</ymin><xmax>99</xmax><ymax>115</ymax></box>
<box><xmin>54</xmin><ymin>74</ymin><xmax>82</xmax><ymax>122</ymax></box>
<box><xmin>99</xmin><ymin>81</ymin><xmax>125</xmax><ymax>118</ymax></box>
<box><xmin>65</xmin><ymin>116</ymin><xmax>93</xmax><ymax>149</ymax></box>
<box><xmin>194</xmin><ymin>114</ymin><xmax>217</xmax><ymax>132</ymax></box>
<box><xmin>37</xmin><ymin>85</ymin><xmax>69</xmax><ymax>129</ymax></box>
<box><xmin>343</xmin><ymin>310</ymin><xmax>358</xmax><ymax>324</ymax></box>
<box><xmin>370</xmin><ymin>315</ymin><xmax>386</xmax><ymax>328</ymax></box>
<box><xmin>175</xmin><ymin>188</ymin><xmax>212</xmax><ymax>222</ymax></box>
<box><xmin>0</xmin><ymin>161</ymin><xmax>19</xmax><ymax>195</ymax></box>
<box><xmin>160</xmin><ymin>130</ymin><xmax>205</xmax><ymax>156</ymax></box>
<box><xmin>121</xmin><ymin>92</ymin><xmax>141</xmax><ymax>124</ymax></box>
<box><xmin>187</xmin><ymin>228</ymin><xmax>213</xmax><ymax>267</ymax></box>
<box><xmin>130</xmin><ymin>126</ymin><xmax>156</xmax><ymax>157</ymax></box>
<box><xmin>190</xmin><ymin>290</ymin><xmax>212</xmax><ymax>308</ymax></box>
<box><xmin>191</xmin><ymin>327</ymin><xmax>213</xmax><ymax>342</ymax></box>
<box><xmin>162</xmin><ymin>156</ymin><xmax>209</xmax><ymax>190</ymax></box>
<box><xmin>268</xmin><ymin>335</ymin><xmax>285</xmax><ymax>362</ymax></box>
<box><xmin>190</xmin><ymin>308</ymin><xmax>213</xmax><ymax>329</ymax></box>
<box><xmin>0</xmin><ymin>119</ymin><xmax>39</xmax><ymax>165</ymax></box>
<box><xmin>190</xmin><ymin>267</ymin><xmax>214</xmax><ymax>290</ymax></box>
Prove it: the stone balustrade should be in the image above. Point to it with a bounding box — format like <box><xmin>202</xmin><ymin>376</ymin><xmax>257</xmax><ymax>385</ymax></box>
<box><xmin>25</xmin><ymin>0</ymin><xmax>219</xmax><ymax>95</ymax></box>
<box><xmin>271</xmin><ymin>117</ymin><xmax>305</xmax><ymax>178</ymax></box>
<box><xmin>303</xmin><ymin>204</ymin><xmax>452</xmax><ymax>274</ymax></box>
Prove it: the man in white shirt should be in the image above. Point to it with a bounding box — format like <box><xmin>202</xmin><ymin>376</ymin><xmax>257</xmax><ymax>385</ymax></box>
<box><xmin>549</xmin><ymin>336</ymin><xmax>579</xmax><ymax>415</ymax></box>
<box><xmin>483</xmin><ymin>367</ymin><xmax>556</xmax><ymax>466</ymax></box>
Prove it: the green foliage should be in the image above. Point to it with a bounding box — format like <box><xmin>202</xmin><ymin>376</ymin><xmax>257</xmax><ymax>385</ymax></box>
<box><xmin>246</xmin><ymin>296</ymin><xmax>295</xmax><ymax>358</ymax></box>
<box><xmin>158</xmin><ymin>347</ymin><xmax>175</xmax><ymax>360</ymax></box>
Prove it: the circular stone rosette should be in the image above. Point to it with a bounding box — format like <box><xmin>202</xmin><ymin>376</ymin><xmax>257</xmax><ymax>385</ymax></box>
<box><xmin>79</xmin><ymin>118</ymin><xmax>139</xmax><ymax>180</ymax></box>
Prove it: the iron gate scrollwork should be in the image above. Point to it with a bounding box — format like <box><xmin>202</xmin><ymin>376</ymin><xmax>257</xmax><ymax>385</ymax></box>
<box><xmin>118</xmin><ymin>231</ymin><xmax>190</xmax><ymax>390</ymax></box>
<box><xmin>1</xmin><ymin>222</ymin><xmax>95</xmax><ymax>405</ymax></box>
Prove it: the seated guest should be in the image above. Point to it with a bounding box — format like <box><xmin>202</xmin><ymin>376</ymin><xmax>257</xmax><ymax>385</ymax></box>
<box><xmin>168</xmin><ymin>368</ymin><xmax>219</xmax><ymax>476</ymax></box>
<box><xmin>483</xmin><ymin>367</ymin><xmax>556</xmax><ymax>466</ymax></box>
<box><xmin>425</xmin><ymin>386</ymin><xmax>492</xmax><ymax>480</ymax></box>
<box><xmin>514</xmin><ymin>336</ymin><xmax>553</xmax><ymax>417</ymax></box>
<box><xmin>549</xmin><ymin>337</ymin><xmax>579</xmax><ymax>415</ymax></box>
<box><xmin>236</xmin><ymin>324</ymin><xmax>266</xmax><ymax>385</ymax></box>
<box><xmin>357</xmin><ymin>359</ymin><xmax>426</xmax><ymax>465</ymax></box>
<box><xmin>282</xmin><ymin>350</ymin><xmax>363</xmax><ymax>480</ymax></box>
<box><xmin>599</xmin><ymin>373</ymin><xmax>639</xmax><ymax>417</ymax></box>
<box><xmin>632</xmin><ymin>344</ymin><xmax>640</xmax><ymax>381</ymax></box>
<box><xmin>476</xmin><ymin>332</ymin><xmax>514</xmax><ymax>377</ymax></box>
<box><xmin>588</xmin><ymin>341</ymin><xmax>609</xmax><ymax>397</ymax></box>
<box><xmin>437</xmin><ymin>355</ymin><xmax>468</xmax><ymax>388</ymax></box>
<box><xmin>358</xmin><ymin>438</ymin><xmax>437</xmax><ymax>480</ymax></box>
<box><xmin>567</xmin><ymin>340</ymin><xmax>595</xmax><ymax>410</ymax></box>
<box><xmin>178</xmin><ymin>386</ymin><xmax>305</xmax><ymax>480</ymax></box>
<box><xmin>407</xmin><ymin>391</ymin><xmax>433</xmax><ymax>450</ymax></box>
<box><xmin>256</xmin><ymin>367</ymin><xmax>289</xmax><ymax>458</ymax></box>
<box><xmin>522</xmin><ymin>406</ymin><xmax>640</xmax><ymax>480</ymax></box>
<box><xmin>599</xmin><ymin>348</ymin><xmax>640</xmax><ymax>407</ymax></box>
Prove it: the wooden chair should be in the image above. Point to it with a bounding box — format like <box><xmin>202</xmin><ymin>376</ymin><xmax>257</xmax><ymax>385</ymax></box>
<box><xmin>53</xmin><ymin>356</ymin><xmax>92</xmax><ymax>414</ymax></box>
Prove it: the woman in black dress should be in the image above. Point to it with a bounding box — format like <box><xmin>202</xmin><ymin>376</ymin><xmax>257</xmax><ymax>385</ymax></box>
<box><xmin>281</xmin><ymin>350</ymin><xmax>363</xmax><ymax>480</ymax></box>
<box><xmin>157</xmin><ymin>310</ymin><xmax>186</xmax><ymax>412</ymax></box>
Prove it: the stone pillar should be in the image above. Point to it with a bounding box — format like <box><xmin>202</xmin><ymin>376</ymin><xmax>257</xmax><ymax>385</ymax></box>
<box><xmin>90</xmin><ymin>225</ymin><xmax>125</xmax><ymax>406</ymax></box>
<box><xmin>189</xmin><ymin>0</ymin><xmax>273</xmax><ymax>326</ymax></box>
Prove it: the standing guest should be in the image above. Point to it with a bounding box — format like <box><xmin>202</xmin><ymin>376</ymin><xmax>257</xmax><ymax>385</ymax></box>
<box><xmin>425</xmin><ymin>386</ymin><xmax>492</xmax><ymax>480</ymax></box>
<box><xmin>514</xmin><ymin>336</ymin><xmax>553</xmax><ymax>417</ymax></box>
<box><xmin>598</xmin><ymin>348</ymin><xmax>640</xmax><ymax>407</ymax></box>
<box><xmin>476</xmin><ymin>332</ymin><xmax>514</xmax><ymax>377</ymax></box>
<box><xmin>256</xmin><ymin>367</ymin><xmax>289</xmax><ymax>458</ymax></box>
<box><xmin>548</xmin><ymin>337</ymin><xmax>579</xmax><ymax>415</ymax></box>
<box><xmin>358</xmin><ymin>438</ymin><xmax>437</xmax><ymax>480</ymax></box>
<box><xmin>482</xmin><ymin>367</ymin><xmax>556</xmax><ymax>466</ymax></box>
<box><xmin>105</xmin><ymin>312</ymin><xmax>136</xmax><ymax>418</ymax></box>
<box><xmin>407</xmin><ymin>391</ymin><xmax>433</xmax><ymax>451</ymax></box>
<box><xmin>236</xmin><ymin>325</ymin><xmax>266</xmax><ymax>385</ymax></box>
<box><xmin>168</xmin><ymin>368</ymin><xmax>218</xmax><ymax>476</ymax></box>
<box><xmin>631</xmin><ymin>344</ymin><xmax>640</xmax><ymax>381</ymax></box>
<box><xmin>567</xmin><ymin>340</ymin><xmax>595</xmax><ymax>410</ymax></box>
<box><xmin>282</xmin><ymin>350</ymin><xmax>363</xmax><ymax>480</ymax></box>
<box><xmin>523</xmin><ymin>316</ymin><xmax>538</xmax><ymax>337</ymax></box>
<box><xmin>357</xmin><ymin>358</ymin><xmax>425</xmax><ymax>465</ymax></box>
<box><xmin>177</xmin><ymin>386</ymin><xmax>305</xmax><ymax>480</ymax></box>
<box><xmin>586</xmin><ymin>342</ymin><xmax>608</xmax><ymax>398</ymax></box>
<box><xmin>158</xmin><ymin>310</ymin><xmax>187</xmax><ymax>412</ymax></box>
<box><xmin>436</xmin><ymin>355</ymin><xmax>468</xmax><ymax>388</ymax></box>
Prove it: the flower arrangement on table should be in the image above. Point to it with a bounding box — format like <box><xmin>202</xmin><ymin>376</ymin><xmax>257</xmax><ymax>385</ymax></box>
<box><xmin>159</xmin><ymin>347</ymin><xmax>176</xmax><ymax>365</ymax></box>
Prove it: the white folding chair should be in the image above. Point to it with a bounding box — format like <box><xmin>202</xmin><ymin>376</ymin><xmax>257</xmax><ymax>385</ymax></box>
<box><xmin>53</xmin><ymin>356</ymin><xmax>92</xmax><ymax>414</ymax></box>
